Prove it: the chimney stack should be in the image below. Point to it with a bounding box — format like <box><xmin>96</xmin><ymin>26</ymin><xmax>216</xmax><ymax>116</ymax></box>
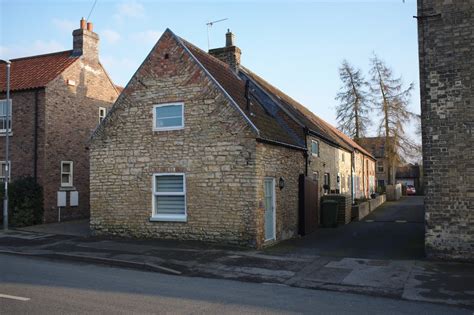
<box><xmin>209</xmin><ymin>29</ymin><xmax>241</xmax><ymax>72</ymax></box>
<box><xmin>72</xmin><ymin>18</ymin><xmax>99</xmax><ymax>61</ymax></box>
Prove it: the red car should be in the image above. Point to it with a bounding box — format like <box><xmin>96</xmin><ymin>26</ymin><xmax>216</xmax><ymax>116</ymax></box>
<box><xmin>406</xmin><ymin>185</ymin><xmax>416</xmax><ymax>195</ymax></box>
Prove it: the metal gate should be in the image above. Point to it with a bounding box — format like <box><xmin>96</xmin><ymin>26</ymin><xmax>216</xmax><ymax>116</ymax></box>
<box><xmin>298</xmin><ymin>174</ymin><xmax>319</xmax><ymax>235</ymax></box>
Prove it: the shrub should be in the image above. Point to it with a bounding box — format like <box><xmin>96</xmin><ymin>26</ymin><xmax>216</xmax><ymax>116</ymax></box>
<box><xmin>0</xmin><ymin>177</ymin><xmax>44</xmax><ymax>227</ymax></box>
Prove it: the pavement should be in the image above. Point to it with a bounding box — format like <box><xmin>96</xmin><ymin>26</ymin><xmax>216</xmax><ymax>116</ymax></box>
<box><xmin>0</xmin><ymin>196</ymin><xmax>473</xmax><ymax>310</ymax></box>
<box><xmin>2</xmin><ymin>254</ymin><xmax>470</xmax><ymax>315</ymax></box>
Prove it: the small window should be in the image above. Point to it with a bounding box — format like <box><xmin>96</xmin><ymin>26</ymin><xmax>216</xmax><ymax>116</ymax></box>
<box><xmin>377</xmin><ymin>160</ymin><xmax>384</xmax><ymax>173</ymax></box>
<box><xmin>152</xmin><ymin>173</ymin><xmax>186</xmax><ymax>221</ymax></box>
<box><xmin>0</xmin><ymin>161</ymin><xmax>10</xmax><ymax>182</ymax></box>
<box><xmin>153</xmin><ymin>103</ymin><xmax>184</xmax><ymax>131</ymax></box>
<box><xmin>0</xmin><ymin>99</ymin><xmax>12</xmax><ymax>133</ymax></box>
<box><xmin>311</xmin><ymin>140</ymin><xmax>319</xmax><ymax>156</ymax></box>
<box><xmin>342</xmin><ymin>152</ymin><xmax>345</xmax><ymax>162</ymax></box>
<box><xmin>312</xmin><ymin>171</ymin><xmax>319</xmax><ymax>181</ymax></box>
<box><xmin>323</xmin><ymin>173</ymin><xmax>330</xmax><ymax>193</ymax></box>
<box><xmin>61</xmin><ymin>161</ymin><xmax>73</xmax><ymax>187</ymax></box>
<box><xmin>99</xmin><ymin>107</ymin><xmax>107</xmax><ymax>123</ymax></box>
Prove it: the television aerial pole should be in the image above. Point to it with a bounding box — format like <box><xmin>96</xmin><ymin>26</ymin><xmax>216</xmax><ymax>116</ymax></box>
<box><xmin>206</xmin><ymin>18</ymin><xmax>228</xmax><ymax>50</ymax></box>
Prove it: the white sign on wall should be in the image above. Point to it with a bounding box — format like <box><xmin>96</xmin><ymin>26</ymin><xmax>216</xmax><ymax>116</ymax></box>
<box><xmin>57</xmin><ymin>191</ymin><xmax>66</xmax><ymax>207</ymax></box>
<box><xmin>70</xmin><ymin>191</ymin><xmax>79</xmax><ymax>207</ymax></box>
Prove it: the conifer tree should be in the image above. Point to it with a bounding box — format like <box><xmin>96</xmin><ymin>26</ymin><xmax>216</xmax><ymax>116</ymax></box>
<box><xmin>335</xmin><ymin>60</ymin><xmax>371</xmax><ymax>139</ymax></box>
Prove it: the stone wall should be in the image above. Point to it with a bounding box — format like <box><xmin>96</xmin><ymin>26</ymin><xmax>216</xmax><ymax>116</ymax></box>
<box><xmin>43</xmin><ymin>57</ymin><xmax>118</xmax><ymax>222</ymax></box>
<box><xmin>255</xmin><ymin>142</ymin><xmax>305</xmax><ymax>246</ymax></box>
<box><xmin>322</xmin><ymin>194</ymin><xmax>352</xmax><ymax>225</ymax></box>
<box><xmin>90</xmin><ymin>32</ymin><xmax>259</xmax><ymax>246</ymax></box>
<box><xmin>417</xmin><ymin>0</ymin><xmax>474</xmax><ymax>261</ymax></box>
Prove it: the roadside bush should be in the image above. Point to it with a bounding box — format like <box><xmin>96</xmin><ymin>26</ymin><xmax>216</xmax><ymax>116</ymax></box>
<box><xmin>0</xmin><ymin>177</ymin><xmax>44</xmax><ymax>227</ymax></box>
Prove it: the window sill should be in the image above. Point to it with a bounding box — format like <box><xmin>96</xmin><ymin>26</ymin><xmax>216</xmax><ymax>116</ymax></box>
<box><xmin>311</xmin><ymin>153</ymin><xmax>319</xmax><ymax>157</ymax></box>
<box><xmin>150</xmin><ymin>215</ymin><xmax>187</xmax><ymax>222</ymax></box>
<box><xmin>153</xmin><ymin>127</ymin><xmax>184</xmax><ymax>132</ymax></box>
<box><xmin>0</xmin><ymin>132</ymin><xmax>13</xmax><ymax>137</ymax></box>
<box><xmin>59</xmin><ymin>186</ymin><xmax>76</xmax><ymax>191</ymax></box>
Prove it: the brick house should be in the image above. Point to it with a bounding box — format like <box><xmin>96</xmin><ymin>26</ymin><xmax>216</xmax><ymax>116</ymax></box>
<box><xmin>90</xmin><ymin>29</ymin><xmax>374</xmax><ymax>247</ymax></box>
<box><xmin>356</xmin><ymin>136</ymin><xmax>396</xmax><ymax>189</ymax></box>
<box><xmin>417</xmin><ymin>0</ymin><xmax>473</xmax><ymax>260</ymax></box>
<box><xmin>0</xmin><ymin>19</ymin><xmax>119</xmax><ymax>223</ymax></box>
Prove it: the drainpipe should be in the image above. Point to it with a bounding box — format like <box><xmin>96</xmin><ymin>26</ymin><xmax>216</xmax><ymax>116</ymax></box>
<box><xmin>303</xmin><ymin>127</ymin><xmax>309</xmax><ymax>176</ymax></box>
<box><xmin>350</xmin><ymin>152</ymin><xmax>355</xmax><ymax>204</ymax></box>
<box><xmin>34</xmin><ymin>90</ymin><xmax>39</xmax><ymax>182</ymax></box>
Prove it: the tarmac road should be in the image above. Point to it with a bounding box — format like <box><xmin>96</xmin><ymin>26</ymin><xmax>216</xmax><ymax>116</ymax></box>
<box><xmin>0</xmin><ymin>253</ymin><xmax>469</xmax><ymax>315</ymax></box>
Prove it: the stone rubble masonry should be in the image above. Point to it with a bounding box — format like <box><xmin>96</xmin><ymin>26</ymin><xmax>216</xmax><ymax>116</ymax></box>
<box><xmin>417</xmin><ymin>0</ymin><xmax>473</xmax><ymax>261</ymax></box>
<box><xmin>90</xmin><ymin>31</ymin><xmax>261</xmax><ymax>246</ymax></box>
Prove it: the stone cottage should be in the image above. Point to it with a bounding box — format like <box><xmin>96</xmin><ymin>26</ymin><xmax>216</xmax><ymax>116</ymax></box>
<box><xmin>90</xmin><ymin>29</ymin><xmax>374</xmax><ymax>247</ymax></box>
<box><xmin>417</xmin><ymin>0</ymin><xmax>473</xmax><ymax>261</ymax></box>
<box><xmin>0</xmin><ymin>18</ymin><xmax>119</xmax><ymax>223</ymax></box>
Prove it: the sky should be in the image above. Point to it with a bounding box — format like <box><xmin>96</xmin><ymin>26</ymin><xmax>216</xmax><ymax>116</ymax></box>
<box><xmin>0</xmin><ymin>0</ymin><xmax>420</xmax><ymax>136</ymax></box>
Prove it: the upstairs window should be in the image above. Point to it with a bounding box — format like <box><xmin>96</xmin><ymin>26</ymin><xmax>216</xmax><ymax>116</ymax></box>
<box><xmin>0</xmin><ymin>100</ymin><xmax>12</xmax><ymax>133</ymax></box>
<box><xmin>61</xmin><ymin>161</ymin><xmax>73</xmax><ymax>187</ymax></box>
<box><xmin>153</xmin><ymin>103</ymin><xmax>184</xmax><ymax>131</ymax></box>
<box><xmin>377</xmin><ymin>160</ymin><xmax>384</xmax><ymax>173</ymax></box>
<box><xmin>311</xmin><ymin>140</ymin><xmax>319</xmax><ymax>157</ymax></box>
<box><xmin>152</xmin><ymin>173</ymin><xmax>186</xmax><ymax>222</ymax></box>
<box><xmin>99</xmin><ymin>107</ymin><xmax>107</xmax><ymax>123</ymax></box>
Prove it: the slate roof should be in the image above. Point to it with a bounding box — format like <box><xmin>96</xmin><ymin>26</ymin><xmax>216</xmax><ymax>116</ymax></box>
<box><xmin>0</xmin><ymin>50</ymin><xmax>78</xmax><ymax>92</ymax></box>
<box><xmin>180</xmin><ymin>38</ymin><xmax>305</xmax><ymax>149</ymax></box>
<box><xmin>178</xmin><ymin>33</ymin><xmax>373</xmax><ymax>158</ymax></box>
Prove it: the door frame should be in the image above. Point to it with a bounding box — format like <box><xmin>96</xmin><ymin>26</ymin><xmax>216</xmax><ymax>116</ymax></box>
<box><xmin>264</xmin><ymin>177</ymin><xmax>276</xmax><ymax>242</ymax></box>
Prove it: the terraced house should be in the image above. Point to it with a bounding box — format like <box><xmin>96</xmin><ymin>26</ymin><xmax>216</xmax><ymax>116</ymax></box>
<box><xmin>90</xmin><ymin>29</ymin><xmax>375</xmax><ymax>247</ymax></box>
<box><xmin>0</xmin><ymin>19</ymin><xmax>119</xmax><ymax>223</ymax></box>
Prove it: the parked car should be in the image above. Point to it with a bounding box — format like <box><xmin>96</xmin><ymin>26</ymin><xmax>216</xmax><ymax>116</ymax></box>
<box><xmin>406</xmin><ymin>185</ymin><xmax>416</xmax><ymax>195</ymax></box>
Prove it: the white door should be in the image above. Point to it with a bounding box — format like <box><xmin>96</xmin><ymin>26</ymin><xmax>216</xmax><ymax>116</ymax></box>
<box><xmin>264</xmin><ymin>178</ymin><xmax>276</xmax><ymax>241</ymax></box>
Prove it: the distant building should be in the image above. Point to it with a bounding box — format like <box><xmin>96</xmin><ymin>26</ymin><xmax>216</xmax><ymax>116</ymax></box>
<box><xmin>417</xmin><ymin>0</ymin><xmax>473</xmax><ymax>261</ymax></box>
<box><xmin>0</xmin><ymin>19</ymin><xmax>119</xmax><ymax>223</ymax></box>
<box><xmin>396</xmin><ymin>163</ymin><xmax>421</xmax><ymax>192</ymax></box>
<box><xmin>356</xmin><ymin>137</ymin><xmax>396</xmax><ymax>189</ymax></box>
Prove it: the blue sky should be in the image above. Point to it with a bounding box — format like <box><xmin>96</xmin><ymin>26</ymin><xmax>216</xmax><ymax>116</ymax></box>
<box><xmin>0</xmin><ymin>0</ymin><xmax>420</xmax><ymax>134</ymax></box>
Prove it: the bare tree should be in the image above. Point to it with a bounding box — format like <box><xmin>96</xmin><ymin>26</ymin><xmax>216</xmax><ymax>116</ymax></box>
<box><xmin>335</xmin><ymin>60</ymin><xmax>371</xmax><ymax>139</ymax></box>
<box><xmin>370</xmin><ymin>54</ymin><xmax>415</xmax><ymax>184</ymax></box>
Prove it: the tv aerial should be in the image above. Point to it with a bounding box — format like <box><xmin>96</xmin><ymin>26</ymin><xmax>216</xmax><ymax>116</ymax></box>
<box><xmin>206</xmin><ymin>18</ymin><xmax>228</xmax><ymax>50</ymax></box>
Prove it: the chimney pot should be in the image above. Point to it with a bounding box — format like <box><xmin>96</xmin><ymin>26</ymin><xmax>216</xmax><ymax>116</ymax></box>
<box><xmin>87</xmin><ymin>22</ymin><xmax>93</xmax><ymax>32</ymax></box>
<box><xmin>80</xmin><ymin>17</ymin><xmax>86</xmax><ymax>29</ymax></box>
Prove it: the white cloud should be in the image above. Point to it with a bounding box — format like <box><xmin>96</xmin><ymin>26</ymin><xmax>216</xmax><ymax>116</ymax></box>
<box><xmin>102</xmin><ymin>29</ymin><xmax>121</xmax><ymax>44</ymax></box>
<box><xmin>0</xmin><ymin>40</ymin><xmax>66</xmax><ymax>60</ymax></box>
<box><xmin>131</xmin><ymin>30</ymin><xmax>161</xmax><ymax>46</ymax></box>
<box><xmin>114</xmin><ymin>1</ymin><xmax>145</xmax><ymax>21</ymax></box>
<box><xmin>52</xmin><ymin>18</ymin><xmax>76</xmax><ymax>32</ymax></box>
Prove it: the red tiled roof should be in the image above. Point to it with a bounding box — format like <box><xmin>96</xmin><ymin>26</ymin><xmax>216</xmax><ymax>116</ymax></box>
<box><xmin>0</xmin><ymin>50</ymin><xmax>78</xmax><ymax>92</ymax></box>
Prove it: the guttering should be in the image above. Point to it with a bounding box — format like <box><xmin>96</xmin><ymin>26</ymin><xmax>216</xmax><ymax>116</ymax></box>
<box><xmin>256</xmin><ymin>137</ymin><xmax>307</xmax><ymax>152</ymax></box>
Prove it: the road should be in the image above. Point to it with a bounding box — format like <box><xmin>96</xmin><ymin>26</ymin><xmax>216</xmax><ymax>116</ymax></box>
<box><xmin>269</xmin><ymin>196</ymin><xmax>425</xmax><ymax>259</ymax></box>
<box><xmin>0</xmin><ymin>254</ymin><xmax>469</xmax><ymax>314</ymax></box>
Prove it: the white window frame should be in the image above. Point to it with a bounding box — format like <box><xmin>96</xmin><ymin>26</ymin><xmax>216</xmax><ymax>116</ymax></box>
<box><xmin>0</xmin><ymin>99</ymin><xmax>12</xmax><ymax>134</ymax></box>
<box><xmin>151</xmin><ymin>173</ymin><xmax>187</xmax><ymax>222</ymax></box>
<box><xmin>311</xmin><ymin>140</ymin><xmax>319</xmax><ymax>157</ymax></box>
<box><xmin>99</xmin><ymin>107</ymin><xmax>107</xmax><ymax>123</ymax></box>
<box><xmin>61</xmin><ymin>161</ymin><xmax>73</xmax><ymax>187</ymax></box>
<box><xmin>153</xmin><ymin>103</ymin><xmax>184</xmax><ymax>131</ymax></box>
<box><xmin>0</xmin><ymin>161</ymin><xmax>10</xmax><ymax>182</ymax></box>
